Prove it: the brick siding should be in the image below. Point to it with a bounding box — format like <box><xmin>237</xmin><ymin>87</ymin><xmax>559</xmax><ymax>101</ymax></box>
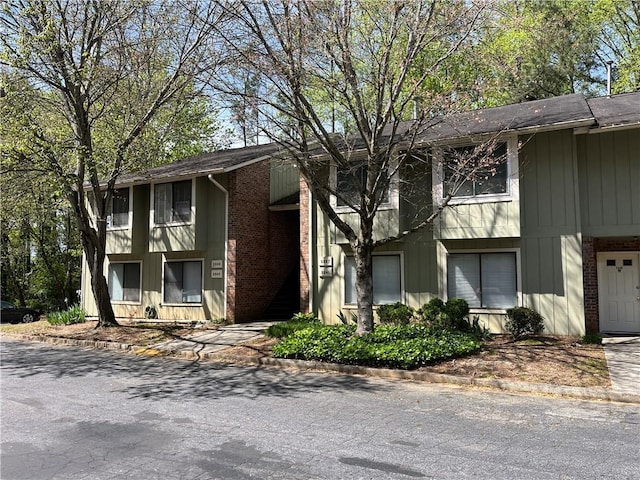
<box><xmin>299</xmin><ymin>178</ymin><xmax>311</xmax><ymax>313</ymax></box>
<box><xmin>226</xmin><ymin>161</ymin><xmax>298</xmax><ymax>322</ymax></box>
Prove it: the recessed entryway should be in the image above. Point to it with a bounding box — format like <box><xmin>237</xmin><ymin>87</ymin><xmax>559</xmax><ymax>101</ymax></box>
<box><xmin>597</xmin><ymin>252</ymin><xmax>640</xmax><ymax>333</ymax></box>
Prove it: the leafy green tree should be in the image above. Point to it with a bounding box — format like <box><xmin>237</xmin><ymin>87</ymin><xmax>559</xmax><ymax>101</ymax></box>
<box><xmin>593</xmin><ymin>0</ymin><xmax>640</xmax><ymax>92</ymax></box>
<box><xmin>0</xmin><ymin>175</ymin><xmax>81</xmax><ymax>311</ymax></box>
<box><xmin>1</xmin><ymin>0</ymin><xmax>229</xmax><ymax>327</ymax></box>
<box><xmin>218</xmin><ymin>0</ymin><xmax>494</xmax><ymax>334</ymax></box>
<box><xmin>471</xmin><ymin>0</ymin><xmax>603</xmax><ymax>106</ymax></box>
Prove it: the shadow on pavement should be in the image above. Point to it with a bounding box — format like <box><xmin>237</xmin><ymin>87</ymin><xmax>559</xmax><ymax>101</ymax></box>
<box><xmin>0</xmin><ymin>339</ymin><xmax>388</xmax><ymax>401</ymax></box>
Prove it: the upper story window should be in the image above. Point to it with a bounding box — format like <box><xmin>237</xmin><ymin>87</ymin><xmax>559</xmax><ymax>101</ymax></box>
<box><xmin>154</xmin><ymin>180</ymin><xmax>192</xmax><ymax>225</ymax></box>
<box><xmin>336</xmin><ymin>164</ymin><xmax>390</xmax><ymax>207</ymax></box>
<box><xmin>433</xmin><ymin>137</ymin><xmax>518</xmax><ymax>206</ymax></box>
<box><xmin>444</xmin><ymin>142</ymin><xmax>508</xmax><ymax>198</ymax></box>
<box><xmin>108</xmin><ymin>187</ymin><xmax>130</xmax><ymax>228</ymax></box>
<box><xmin>332</xmin><ymin>160</ymin><xmax>397</xmax><ymax>212</ymax></box>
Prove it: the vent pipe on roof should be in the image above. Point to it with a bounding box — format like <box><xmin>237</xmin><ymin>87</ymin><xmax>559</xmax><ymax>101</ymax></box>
<box><xmin>606</xmin><ymin>61</ymin><xmax>614</xmax><ymax>96</ymax></box>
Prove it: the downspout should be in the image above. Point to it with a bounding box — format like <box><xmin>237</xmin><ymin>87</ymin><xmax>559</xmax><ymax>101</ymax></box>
<box><xmin>308</xmin><ymin>187</ymin><xmax>315</xmax><ymax>315</ymax></box>
<box><xmin>208</xmin><ymin>174</ymin><xmax>229</xmax><ymax>320</ymax></box>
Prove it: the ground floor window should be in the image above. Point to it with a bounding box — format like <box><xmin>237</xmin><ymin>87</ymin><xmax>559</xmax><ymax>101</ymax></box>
<box><xmin>344</xmin><ymin>254</ymin><xmax>402</xmax><ymax>305</ymax></box>
<box><xmin>447</xmin><ymin>252</ymin><xmax>517</xmax><ymax>308</ymax></box>
<box><xmin>108</xmin><ymin>262</ymin><xmax>141</xmax><ymax>303</ymax></box>
<box><xmin>164</xmin><ymin>260</ymin><xmax>202</xmax><ymax>304</ymax></box>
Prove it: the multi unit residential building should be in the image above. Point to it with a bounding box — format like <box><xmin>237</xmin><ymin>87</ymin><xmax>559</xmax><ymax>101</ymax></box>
<box><xmin>81</xmin><ymin>91</ymin><xmax>640</xmax><ymax>335</ymax></box>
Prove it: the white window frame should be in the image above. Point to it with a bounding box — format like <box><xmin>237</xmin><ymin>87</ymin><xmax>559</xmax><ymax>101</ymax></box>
<box><xmin>107</xmin><ymin>260</ymin><xmax>142</xmax><ymax>304</ymax></box>
<box><xmin>432</xmin><ymin>135</ymin><xmax>519</xmax><ymax>206</ymax></box>
<box><xmin>161</xmin><ymin>257</ymin><xmax>204</xmax><ymax>306</ymax></box>
<box><xmin>443</xmin><ymin>247</ymin><xmax>522</xmax><ymax>313</ymax></box>
<box><xmin>330</xmin><ymin>158</ymin><xmax>399</xmax><ymax>213</ymax></box>
<box><xmin>150</xmin><ymin>178</ymin><xmax>196</xmax><ymax>227</ymax></box>
<box><xmin>341</xmin><ymin>252</ymin><xmax>405</xmax><ymax>307</ymax></box>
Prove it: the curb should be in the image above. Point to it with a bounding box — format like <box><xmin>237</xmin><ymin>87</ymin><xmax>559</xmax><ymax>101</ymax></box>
<box><xmin>4</xmin><ymin>333</ymin><xmax>639</xmax><ymax>405</ymax></box>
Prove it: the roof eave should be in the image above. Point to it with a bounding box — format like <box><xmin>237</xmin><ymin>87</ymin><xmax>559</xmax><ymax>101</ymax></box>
<box><xmin>587</xmin><ymin>121</ymin><xmax>640</xmax><ymax>134</ymax></box>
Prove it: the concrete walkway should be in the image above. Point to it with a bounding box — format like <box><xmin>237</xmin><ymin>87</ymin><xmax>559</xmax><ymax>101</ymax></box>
<box><xmin>150</xmin><ymin>321</ymin><xmax>277</xmax><ymax>357</ymax></box>
<box><xmin>602</xmin><ymin>336</ymin><xmax>640</xmax><ymax>395</ymax></box>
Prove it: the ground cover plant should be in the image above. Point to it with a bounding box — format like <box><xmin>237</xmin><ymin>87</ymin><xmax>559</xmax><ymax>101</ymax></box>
<box><xmin>271</xmin><ymin>324</ymin><xmax>481</xmax><ymax>370</ymax></box>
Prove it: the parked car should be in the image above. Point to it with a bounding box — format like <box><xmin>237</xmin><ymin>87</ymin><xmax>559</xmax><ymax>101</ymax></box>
<box><xmin>0</xmin><ymin>301</ymin><xmax>41</xmax><ymax>324</ymax></box>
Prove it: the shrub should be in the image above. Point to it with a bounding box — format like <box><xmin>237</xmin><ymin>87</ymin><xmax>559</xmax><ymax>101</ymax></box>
<box><xmin>337</xmin><ymin>311</ymin><xmax>358</xmax><ymax>325</ymax></box>
<box><xmin>291</xmin><ymin>312</ymin><xmax>319</xmax><ymax>323</ymax></box>
<box><xmin>144</xmin><ymin>305</ymin><xmax>158</xmax><ymax>319</ymax></box>
<box><xmin>47</xmin><ymin>305</ymin><xmax>86</xmax><ymax>325</ymax></box>
<box><xmin>417</xmin><ymin>298</ymin><xmax>445</xmax><ymax>324</ymax></box>
<box><xmin>581</xmin><ymin>333</ymin><xmax>602</xmax><ymax>345</ymax></box>
<box><xmin>505</xmin><ymin>306</ymin><xmax>545</xmax><ymax>338</ymax></box>
<box><xmin>265</xmin><ymin>312</ymin><xmax>321</xmax><ymax>338</ymax></box>
<box><xmin>417</xmin><ymin>298</ymin><xmax>471</xmax><ymax>331</ymax></box>
<box><xmin>376</xmin><ymin>302</ymin><xmax>414</xmax><ymax>325</ymax></box>
<box><xmin>272</xmin><ymin>324</ymin><xmax>481</xmax><ymax>370</ymax></box>
<box><xmin>444</xmin><ymin>298</ymin><xmax>470</xmax><ymax>330</ymax></box>
<box><xmin>469</xmin><ymin>316</ymin><xmax>491</xmax><ymax>340</ymax></box>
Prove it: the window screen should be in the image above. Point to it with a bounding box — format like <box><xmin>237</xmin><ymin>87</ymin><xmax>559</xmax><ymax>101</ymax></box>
<box><xmin>336</xmin><ymin>164</ymin><xmax>389</xmax><ymax>207</ymax></box>
<box><xmin>444</xmin><ymin>143</ymin><xmax>507</xmax><ymax>198</ymax></box>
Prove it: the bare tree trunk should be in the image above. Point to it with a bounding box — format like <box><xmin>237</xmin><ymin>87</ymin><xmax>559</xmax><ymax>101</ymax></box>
<box><xmin>354</xmin><ymin>217</ymin><xmax>375</xmax><ymax>335</ymax></box>
<box><xmin>354</xmin><ymin>243</ymin><xmax>374</xmax><ymax>335</ymax></box>
<box><xmin>81</xmin><ymin>230</ymin><xmax>118</xmax><ymax>328</ymax></box>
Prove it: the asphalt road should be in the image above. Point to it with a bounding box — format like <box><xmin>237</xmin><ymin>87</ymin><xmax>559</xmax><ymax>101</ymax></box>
<box><xmin>1</xmin><ymin>339</ymin><xmax>639</xmax><ymax>480</ymax></box>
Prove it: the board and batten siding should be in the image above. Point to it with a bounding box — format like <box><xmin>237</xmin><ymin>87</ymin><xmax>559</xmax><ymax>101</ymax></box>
<box><xmin>82</xmin><ymin>177</ymin><xmax>228</xmax><ymax>321</ymax></box>
<box><xmin>269</xmin><ymin>159</ymin><xmax>299</xmax><ymax>203</ymax></box>
<box><xmin>577</xmin><ymin>129</ymin><xmax>640</xmax><ymax>236</ymax></box>
<box><xmin>519</xmin><ymin>129</ymin><xmax>585</xmax><ymax>335</ymax></box>
<box><xmin>313</xmin><ymin>202</ymin><xmax>439</xmax><ymax>324</ymax></box>
<box><xmin>435</xmin><ymin>200</ymin><xmax>520</xmax><ymax>239</ymax></box>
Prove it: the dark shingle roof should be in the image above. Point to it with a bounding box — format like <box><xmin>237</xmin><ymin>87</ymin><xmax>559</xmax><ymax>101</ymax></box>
<box><xmin>411</xmin><ymin>93</ymin><xmax>595</xmax><ymax>142</ymax></box>
<box><xmin>587</xmin><ymin>92</ymin><xmax>640</xmax><ymax>129</ymax></box>
<box><xmin>114</xmin><ymin>142</ymin><xmax>283</xmax><ymax>186</ymax></box>
<box><xmin>108</xmin><ymin>91</ymin><xmax>639</xmax><ymax>187</ymax></box>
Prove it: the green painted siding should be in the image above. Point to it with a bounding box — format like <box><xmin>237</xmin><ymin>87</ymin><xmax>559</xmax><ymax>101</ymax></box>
<box><xmin>520</xmin><ymin>235</ymin><xmax>585</xmax><ymax>335</ymax></box>
<box><xmin>577</xmin><ymin>129</ymin><xmax>640</xmax><ymax>236</ymax></box>
<box><xmin>105</xmin><ymin>229</ymin><xmax>132</xmax><ymax>254</ymax></box>
<box><xmin>313</xmin><ymin>204</ymin><xmax>438</xmax><ymax>324</ymax></box>
<box><xmin>435</xmin><ymin>200</ymin><xmax>520</xmax><ymax>239</ymax></box>
<box><xmin>520</xmin><ymin>130</ymin><xmax>580</xmax><ymax>236</ymax></box>
<box><xmin>519</xmin><ymin>130</ymin><xmax>585</xmax><ymax>335</ymax></box>
<box><xmin>270</xmin><ymin>159</ymin><xmax>299</xmax><ymax>203</ymax></box>
<box><xmin>105</xmin><ymin>185</ymin><xmax>149</xmax><ymax>254</ymax></box>
<box><xmin>434</xmin><ymin>136</ymin><xmax>520</xmax><ymax>239</ymax></box>
<box><xmin>312</xmin><ymin>129</ymin><xmax>590</xmax><ymax>335</ymax></box>
<box><xmin>83</xmin><ymin>176</ymin><xmax>228</xmax><ymax>321</ymax></box>
<box><xmin>331</xmin><ymin>209</ymin><xmax>400</xmax><ymax>244</ymax></box>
